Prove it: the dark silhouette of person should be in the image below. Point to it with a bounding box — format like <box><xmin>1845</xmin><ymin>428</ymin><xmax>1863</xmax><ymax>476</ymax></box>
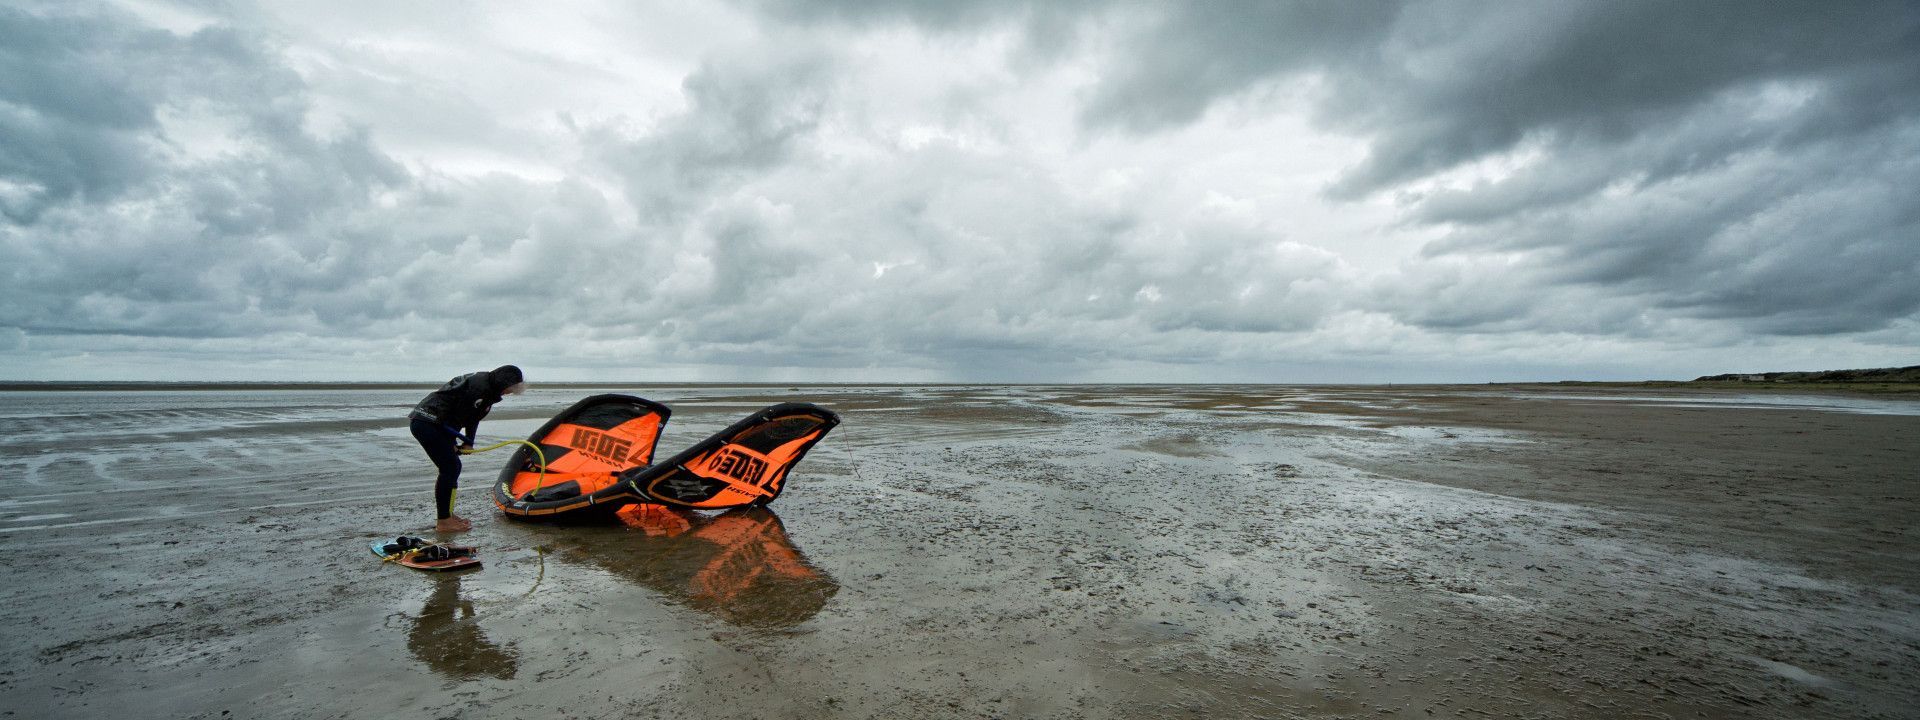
<box><xmin>408</xmin><ymin>365</ymin><xmax>525</xmax><ymax>532</ymax></box>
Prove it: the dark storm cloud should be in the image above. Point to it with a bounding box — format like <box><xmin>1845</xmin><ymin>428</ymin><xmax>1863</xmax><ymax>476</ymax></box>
<box><xmin>751</xmin><ymin>1</ymin><xmax>1920</xmax><ymax>340</ymax></box>
<box><xmin>1078</xmin><ymin>3</ymin><xmax>1402</xmax><ymax>133</ymax></box>
<box><xmin>1111</xmin><ymin>2</ymin><xmax>1920</xmax><ymax>336</ymax></box>
<box><xmin>749</xmin><ymin>0</ymin><xmax>1031</xmax><ymax>30</ymax></box>
<box><xmin>1389</xmin><ymin>130</ymin><xmax>1920</xmax><ymax>336</ymax></box>
<box><xmin>1315</xmin><ymin>2</ymin><xmax>1920</xmax><ymax>198</ymax></box>
<box><xmin>0</xmin><ymin>7</ymin><xmax>166</xmax><ymax>220</ymax></box>
<box><xmin>0</xmin><ymin>4</ymin><xmax>541</xmax><ymax>344</ymax></box>
<box><xmin>742</xmin><ymin>1</ymin><xmax>1401</xmax><ymax>134</ymax></box>
<box><xmin>744</xmin><ymin>0</ymin><xmax>1105</xmax><ymax>33</ymax></box>
<box><xmin>590</xmin><ymin>49</ymin><xmax>836</xmax><ymax>224</ymax></box>
<box><xmin>1349</xmin><ymin>3</ymin><xmax>1920</xmax><ymax>336</ymax></box>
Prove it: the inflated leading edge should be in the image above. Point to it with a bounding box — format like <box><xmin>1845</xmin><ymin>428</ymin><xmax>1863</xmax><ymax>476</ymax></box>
<box><xmin>492</xmin><ymin>394</ymin><xmax>839</xmax><ymax>520</ymax></box>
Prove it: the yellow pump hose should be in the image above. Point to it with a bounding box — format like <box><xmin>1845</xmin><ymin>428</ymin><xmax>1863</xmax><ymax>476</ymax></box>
<box><xmin>458</xmin><ymin>439</ymin><xmax>551</xmax><ymax>495</ymax></box>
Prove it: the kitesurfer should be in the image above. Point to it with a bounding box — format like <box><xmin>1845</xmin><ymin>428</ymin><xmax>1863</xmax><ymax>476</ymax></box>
<box><xmin>409</xmin><ymin>365</ymin><xmax>525</xmax><ymax>532</ymax></box>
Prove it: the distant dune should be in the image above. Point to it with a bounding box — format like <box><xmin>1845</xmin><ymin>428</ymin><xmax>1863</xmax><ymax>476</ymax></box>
<box><xmin>1694</xmin><ymin>365</ymin><xmax>1920</xmax><ymax>383</ymax></box>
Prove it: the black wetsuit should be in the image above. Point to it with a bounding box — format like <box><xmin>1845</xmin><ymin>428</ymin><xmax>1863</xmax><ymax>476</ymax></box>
<box><xmin>409</xmin><ymin>366</ymin><xmax>521</xmax><ymax>520</ymax></box>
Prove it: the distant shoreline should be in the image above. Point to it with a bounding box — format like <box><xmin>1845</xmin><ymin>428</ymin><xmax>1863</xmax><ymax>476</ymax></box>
<box><xmin>0</xmin><ymin>381</ymin><xmax>818</xmax><ymax>391</ymax></box>
<box><xmin>1533</xmin><ymin>380</ymin><xmax>1920</xmax><ymax>395</ymax></box>
<box><xmin>2</xmin><ymin>380</ymin><xmax>1915</xmax><ymax>394</ymax></box>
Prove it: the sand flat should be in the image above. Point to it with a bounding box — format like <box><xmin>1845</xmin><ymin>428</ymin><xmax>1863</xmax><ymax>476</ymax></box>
<box><xmin>1</xmin><ymin>384</ymin><xmax>1915</xmax><ymax>719</ymax></box>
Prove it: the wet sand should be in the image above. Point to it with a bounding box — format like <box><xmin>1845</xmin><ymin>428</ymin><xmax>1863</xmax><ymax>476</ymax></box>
<box><xmin>1</xmin><ymin>384</ymin><xmax>1915</xmax><ymax>719</ymax></box>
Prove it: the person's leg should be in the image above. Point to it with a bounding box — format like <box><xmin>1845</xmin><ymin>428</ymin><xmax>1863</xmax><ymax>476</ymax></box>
<box><xmin>410</xmin><ymin>418</ymin><xmax>467</xmax><ymax>529</ymax></box>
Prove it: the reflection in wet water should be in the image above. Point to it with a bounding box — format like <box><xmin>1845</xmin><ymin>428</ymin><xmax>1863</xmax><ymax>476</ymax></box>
<box><xmin>406</xmin><ymin>576</ymin><xmax>518</xmax><ymax>680</ymax></box>
<box><xmin>582</xmin><ymin>506</ymin><xmax>839</xmax><ymax>628</ymax></box>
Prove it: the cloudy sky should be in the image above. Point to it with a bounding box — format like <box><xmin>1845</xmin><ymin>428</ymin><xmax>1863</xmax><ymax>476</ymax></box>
<box><xmin>2</xmin><ymin>1</ymin><xmax>1915</xmax><ymax>383</ymax></box>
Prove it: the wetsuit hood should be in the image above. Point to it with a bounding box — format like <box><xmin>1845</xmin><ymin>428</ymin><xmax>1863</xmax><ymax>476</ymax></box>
<box><xmin>490</xmin><ymin>365</ymin><xmax>523</xmax><ymax>388</ymax></box>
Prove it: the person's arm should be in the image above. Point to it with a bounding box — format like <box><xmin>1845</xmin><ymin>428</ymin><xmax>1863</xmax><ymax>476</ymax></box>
<box><xmin>462</xmin><ymin>399</ymin><xmax>491</xmax><ymax>446</ymax></box>
<box><xmin>453</xmin><ymin>374</ymin><xmax>489</xmax><ymax>446</ymax></box>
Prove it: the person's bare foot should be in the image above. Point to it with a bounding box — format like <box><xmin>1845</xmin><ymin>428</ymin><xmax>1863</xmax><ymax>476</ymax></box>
<box><xmin>435</xmin><ymin>516</ymin><xmax>472</xmax><ymax>533</ymax></box>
